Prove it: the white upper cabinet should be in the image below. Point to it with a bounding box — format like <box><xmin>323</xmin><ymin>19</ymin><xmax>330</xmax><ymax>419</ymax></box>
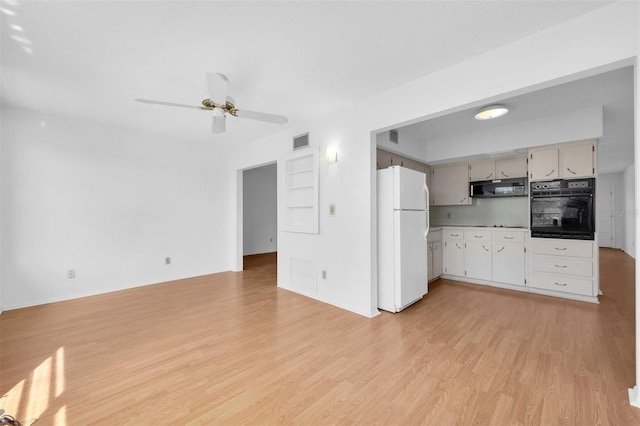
<box><xmin>468</xmin><ymin>161</ymin><xmax>495</xmax><ymax>181</ymax></box>
<box><xmin>559</xmin><ymin>142</ymin><xmax>595</xmax><ymax>178</ymax></box>
<box><xmin>376</xmin><ymin>148</ymin><xmax>429</xmax><ymax>174</ymax></box>
<box><xmin>469</xmin><ymin>157</ymin><xmax>527</xmax><ymax>181</ymax></box>
<box><xmin>528</xmin><ymin>148</ymin><xmax>559</xmax><ymax>181</ymax></box>
<box><xmin>529</xmin><ymin>140</ymin><xmax>596</xmax><ymax>181</ymax></box>
<box><xmin>495</xmin><ymin>157</ymin><xmax>528</xmax><ymax>179</ymax></box>
<box><xmin>431</xmin><ymin>164</ymin><xmax>471</xmax><ymax>206</ymax></box>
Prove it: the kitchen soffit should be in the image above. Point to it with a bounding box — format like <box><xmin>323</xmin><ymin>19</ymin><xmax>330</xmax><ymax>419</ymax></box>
<box><xmin>397</xmin><ymin>66</ymin><xmax>634</xmax><ymax>174</ymax></box>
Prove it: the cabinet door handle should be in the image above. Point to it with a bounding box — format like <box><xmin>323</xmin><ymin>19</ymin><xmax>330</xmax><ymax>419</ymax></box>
<box><xmin>545</xmin><ymin>169</ymin><xmax>555</xmax><ymax>177</ymax></box>
<box><xmin>554</xmin><ymin>282</ymin><xmax>568</xmax><ymax>287</ymax></box>
<box><xmin>485</xmin><ymin>172</ymin><xmax>493</xmax><ymax>179</ymax></box>
<box><xmin>501</xmin><ymin>171</ymin><xmax>508</xmax><ymax>177</ymax></box>
<box><xmin>450</xmin><ymin>233</ymin><xmax>459</xmax><ymax>237</ymax></box>
<box><xmin>482</xmin><ymin>245</ymin><xmax>489</xmax><ymax>252</ymax></box>
<box><xmin>497</xmin><ymin>246</ymin><xmax>505</xmax><ymax>252</ymax></box>
<box><xmin>504</xmin><ymin>236</ymin><xmax>514</xmax><ymax>240</ymax></box>
<box><xmin>460</xmin><ymin>196</ymin><xmax>467</xmax><ymax>203</ymax></box>
<box><xmin>554</xmin><ymin>247</ymin><xmax>567</xmax><ymax>251</ymax></box>
<box><xmin>456</xmin><ymin>243</ymin><xmax>462</xmax><ymax>249</ymax></box>
<box><xmin>567</xmin><ymin>167</ymin><xmax>577</xmax><ymax>175</ymax></box>
<box><xmin>554</xmin><ymin>264</ymin><xmax>567</xmax><ymax>268</ymax></box>
<box><xmin>474</xmin><ymin>235</ymin><xmax>483</xmax><ymax>238</ymax></box>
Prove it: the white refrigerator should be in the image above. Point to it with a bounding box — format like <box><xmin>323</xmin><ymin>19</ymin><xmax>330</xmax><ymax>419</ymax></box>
<box><xmin>377</xmin><ymin>166</ymin><xmax>430</xmax><ymax>313</ymax></box>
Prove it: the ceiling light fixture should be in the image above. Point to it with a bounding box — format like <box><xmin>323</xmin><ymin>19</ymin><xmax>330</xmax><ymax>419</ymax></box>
<box><xmin>474</xmin><ymin>105</ymin><xmax>509</xmax><ymax>120</ymax></box>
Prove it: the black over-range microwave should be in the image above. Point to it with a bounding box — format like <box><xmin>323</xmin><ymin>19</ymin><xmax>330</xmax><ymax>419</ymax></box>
<box><xmin>530</xmin><ymin>178</ymin><xmax>595</xmax><ymax>240</ymax></box>
<box><xmin>469</xmin><ymin>177</ymin><xmax>528</xmax><ymax>198</ymax></box>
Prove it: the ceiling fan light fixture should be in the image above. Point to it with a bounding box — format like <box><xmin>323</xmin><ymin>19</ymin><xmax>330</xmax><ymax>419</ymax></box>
<box><xmin>475</xmin><ymin>105</ymin><xmax>509</xmax><ymax>120</ymax></box>
<box><xmin>212</xmin><ymin>107</ymin><xmax>225</xmax><ymax>118</ymax></box>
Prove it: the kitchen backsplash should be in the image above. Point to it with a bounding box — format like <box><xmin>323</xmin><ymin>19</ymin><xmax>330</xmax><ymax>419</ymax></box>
<box><xmin>430</xmin><ymin>197</ymin><xmax>528</xmax><ymax>228</ymax></box>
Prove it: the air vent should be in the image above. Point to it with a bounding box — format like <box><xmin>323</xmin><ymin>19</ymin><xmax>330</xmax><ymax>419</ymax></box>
<box><xmin>293</xmin><ymin>133</ymin><xmax>310</xmax><ymax>150</ymax></box>
<box><xmin>389</xmin><ymin>129</ymin><xmax>399</xmax><ymax>144</ymax></box>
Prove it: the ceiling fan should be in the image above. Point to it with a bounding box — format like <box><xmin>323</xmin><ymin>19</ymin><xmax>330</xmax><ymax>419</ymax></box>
<box><xmin>135</xmin><ymin>73</ymin><xmax>288</xmax><ymax>133</ymax></box>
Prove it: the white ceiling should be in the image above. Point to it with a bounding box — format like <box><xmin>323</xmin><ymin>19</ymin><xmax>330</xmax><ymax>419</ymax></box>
<box><xmin>1</xmin><ymin>0</ymin><xmax>617</xmax><ymax>150</ymax></box>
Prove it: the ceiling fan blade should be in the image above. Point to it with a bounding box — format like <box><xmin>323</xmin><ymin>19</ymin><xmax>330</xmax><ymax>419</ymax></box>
<box><xmin>135</xmin><ymin>98</ymin><xmax>204</xmax><ymax>110</ymax></box>
<box><xmin>212</xmin><ymin>114</ymin><xmax>226</xmax><ymax>133</ymax></box>
<box><xmin>206</xmin><ymin>73</ymin><xmax>228</xmax><ymax>105</ymax></box>
<box><xmin>235</xmin><ymin>109</ymin><xmax>288</xmax><ymax>125</ymax></box>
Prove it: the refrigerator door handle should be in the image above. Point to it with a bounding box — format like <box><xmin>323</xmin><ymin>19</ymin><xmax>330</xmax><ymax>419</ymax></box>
<box><xmin>424</xmin><ymin>208</ymin><xmax>430</xmax><ymax>240</ymax></box>
<box><xmin>423</xmin><ymin>176</ymin><xmax>430</xmax><ymax>240</ymax></box>
<box><xmin>423</xmin><ymin>177</ymin><xmax>430</xmax><ymax>207</ymax></box>
<box><xmin>424</xmin><ymin>214</ymin><xmax>430</xmax><ymax>240</ymax></box>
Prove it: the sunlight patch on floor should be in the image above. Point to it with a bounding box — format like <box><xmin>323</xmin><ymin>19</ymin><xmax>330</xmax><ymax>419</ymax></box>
<box><xmin>1</xmin><ymin>379</ymin><xmax>24</xmax><ymax>417</ymax></box>
<box><xmin>53</xmin><ymin>405</ymin><xmax>67</xmax><ymax>424</ymax></box>
<box><xmin>55</xmin><ymin>347</ymin><xmax>65</xmax><ymax>398</ymax></box>
<box><xmin>26</xmin><ymin>356</ymin><xmax>51</xmax><ymax>421</ymax></box>
<box><xmin>2</xmin><ymin>347</ymin><xmax>66</xmax><ymax>424</ymax></box>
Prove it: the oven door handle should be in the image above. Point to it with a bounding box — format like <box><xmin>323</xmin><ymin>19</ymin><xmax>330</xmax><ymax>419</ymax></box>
<box><xmin>531</xmin><ymin>193</ymin><xmax>592</xmax><ymax>198</ymax></box>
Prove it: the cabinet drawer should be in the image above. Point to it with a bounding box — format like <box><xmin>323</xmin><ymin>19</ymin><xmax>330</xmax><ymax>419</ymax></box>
<box><xmin>493</xmin><ymin>231</ymin><xmax>525</xmax><ymax>243</ymax></box>
<box><xmin>464</xmin><ymin>230</ymin><xmax>491</xmax><ymax>241</ymax></box>
<box><xmin>532</xmin><ymin>255</ymin><xmax>593</xmax><ymax>277</ymax></box>
<box><xmin>531</xmin><ymin>238</ymin><xmax>593</xmax><ymax>258</ymax></box>
<box><xmin>443</xmin><ymin>230</ymin><xmax>464</xmax><ymax>240</ymax></box>
<box><xmin>529</xmin><ymin>273</ymin><xmax>594</xmax><ymax>296</ymax></box>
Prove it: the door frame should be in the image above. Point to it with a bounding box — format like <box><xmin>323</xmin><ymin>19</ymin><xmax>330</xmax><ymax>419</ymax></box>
<box><xmin>233</xmin><ymin>160</ymin><xmax>278</xmax><ymax>271</ymax></box>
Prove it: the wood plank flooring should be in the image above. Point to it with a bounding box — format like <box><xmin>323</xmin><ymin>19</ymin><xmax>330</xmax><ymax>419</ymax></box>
<box><xmin>1</xmin><ymin>249</ymin><xmax>639</xmax><ymax>425</ymax></box>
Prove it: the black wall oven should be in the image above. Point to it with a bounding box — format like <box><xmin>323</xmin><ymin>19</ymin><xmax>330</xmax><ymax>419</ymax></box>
<box><xmin>530</xmin><ymin>178</ymin><xmax>595</xmax><ymax>240</ymax></box>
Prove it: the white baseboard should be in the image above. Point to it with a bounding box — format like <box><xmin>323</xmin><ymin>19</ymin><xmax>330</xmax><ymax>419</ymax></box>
<box><xmin>277</xmin><ymin>283</ymin><xmax>378</xmax><ymax>318</ymax></box>
<box><xmin>440</xmin><ymin>274</ymin><xmax>599</xmax><ymax>304</ymax></box>
<box><xmin>629</xmin><ymin>386</ymin><xmax>640</xmax><ymax>408</ymax></box>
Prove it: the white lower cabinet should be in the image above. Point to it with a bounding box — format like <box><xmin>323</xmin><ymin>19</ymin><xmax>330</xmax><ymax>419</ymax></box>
<box><xmin>428</xmin><ymin>241</ymin><xmax>443</xmax><ymax>281</ymax></box>
<box><xmin>442</xmin><ymin>227</ymin><xmax>528</xmax><ymax>290</ymax></box>
<box><xmin>529</xmin><ymin>274</ymin><xmax>593</xmax><ymax>296</ymax></box>
<box><xmin>464</xmin><ymin>241</ymin><xmax>492</xmax><ymax>281</ymax></box>
<box><xmin>492</xmin><ymin>243</ymin><xmax>525</xmax><ymax>286</ymax></box>
<box><xmin>439</xmin><ymin>228</ymin><xmax>598</xmax><ymax>303</ymax></box>
<box><xmin>427</xmin><ymin>229</ymin><xmax>443</xmax><ymax>282</ymax></box>
<box><xmin>529</xmin><ymin>238</ymin><xmax>598</xmax><ymax>298</ymax></box>
<box><xmin>443</xmin><ymin>239</ymin><xmax>465</xmax><ymax>276</ymax></box>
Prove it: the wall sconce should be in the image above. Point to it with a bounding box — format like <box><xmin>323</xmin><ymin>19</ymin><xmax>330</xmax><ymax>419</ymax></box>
<box><xmin>326</xmin><ymin>147</ymin><xmax>338</xmax><ymax>164</ymax></box>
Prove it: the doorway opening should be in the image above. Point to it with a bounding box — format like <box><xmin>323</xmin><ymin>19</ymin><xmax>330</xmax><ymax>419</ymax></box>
<box><xmin>597</xmin><ymin>183</ymin><xmax>615</xmax><ymax>248</ymax></box>
<box><xmin>242</xmin><ymin>162</ymin><xmax>278</xmax><ymax>272</ymax></box>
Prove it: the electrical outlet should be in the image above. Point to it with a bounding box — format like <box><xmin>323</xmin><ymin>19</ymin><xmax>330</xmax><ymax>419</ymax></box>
<box><xmin>329</xmin><ymin>204</ymin><xmax>336</xmax><ymax>216</ymax></box>
<box><xmin>446</xmin><ymin>211</ymin><xmax>452</xmax><ymax>219</ymax></box>
<box><xmin>322</xmin><ymin>270</ymin><xmax>327</xmax><ymax>279</ymax></box>
<box><xmin>67</xmin><ymin>269</ymin><xmax>76</xmax><ymax>279</ymax></box>
<box><xmin>165</xmin><ymin>257</ymin><xmax>171</xmax><ymax>265</ymax></box>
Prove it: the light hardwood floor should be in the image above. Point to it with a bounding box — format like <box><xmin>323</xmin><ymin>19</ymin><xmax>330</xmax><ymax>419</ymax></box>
<box><xmin>1</xmin><ymin>249</ymin><xmax>638</xmax><ymax>425</ymax></box>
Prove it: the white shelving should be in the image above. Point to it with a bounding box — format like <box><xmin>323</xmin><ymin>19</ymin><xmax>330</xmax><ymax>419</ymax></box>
<box><xmin>283</xmin><ymin>147</ymin><xmax>319</xmax><ymax>233</ymax></box>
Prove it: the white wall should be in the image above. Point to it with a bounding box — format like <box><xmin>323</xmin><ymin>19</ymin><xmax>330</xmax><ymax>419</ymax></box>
<box><xmin>376</xmin><ymin>129</ymin><xmax>425</xmax><ymax>161</ymax></box>
<box><xmin>243</xmin><ymin>163</ymin><xmax>277</xmax><ymax>255</ymax></box>
<box><xmin>1</xmin><ymin>107</ymin><xmax>231</xmax><ymax>310</ymax></box>
<box><xmin>0</xmin><ymin>107</ymin><xmax>3</xmax><ymax>313</ymax></box>
<box><xmin>229</xmin><ymin>110</ymin><xmax>377</xmax><ymax>316</ymax></box>
<box><xmin>624</xmin><ymin>163</ymin><xmax>636</xmax><ymax>258</ymax></box>
<box><xmin>597</xmin><ymin>172</ymin><xmax>626</xmax><ymax>249</ymax></box>
<box><xmin>225</xmin><ymin>2</ymin><xmax>638</xmax><ymax>319</ymax></box>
